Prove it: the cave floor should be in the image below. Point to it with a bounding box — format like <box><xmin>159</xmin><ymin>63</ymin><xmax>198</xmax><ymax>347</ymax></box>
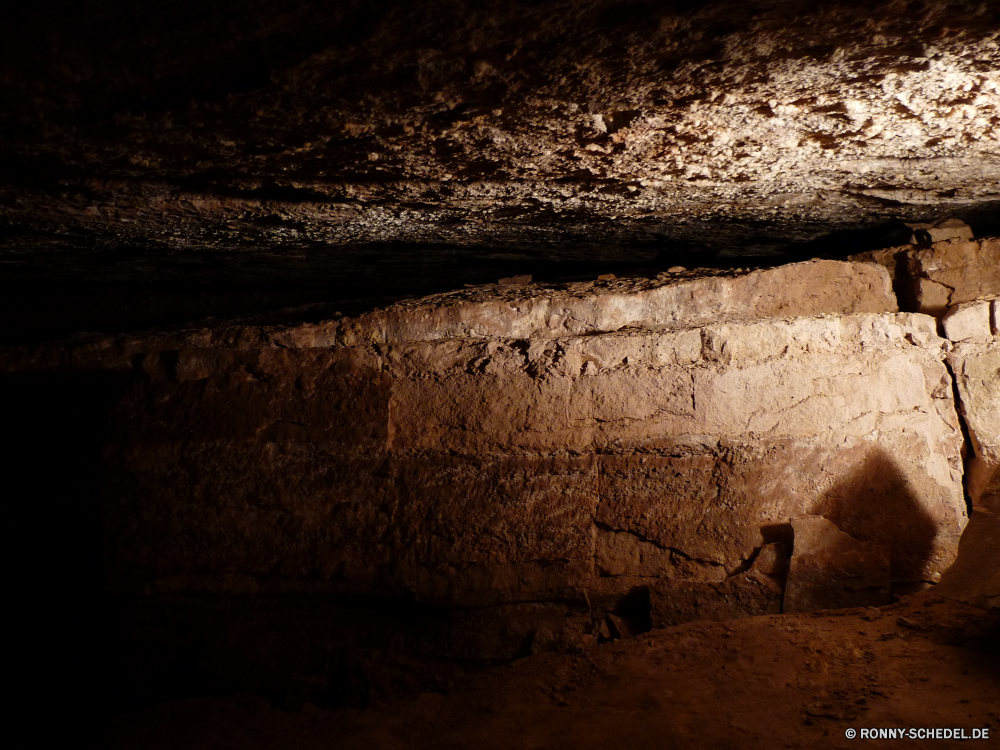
<box><xmin>108</xmin><ymin>594</ymin><xmax>998</xmax><ymax>750</ymax></box>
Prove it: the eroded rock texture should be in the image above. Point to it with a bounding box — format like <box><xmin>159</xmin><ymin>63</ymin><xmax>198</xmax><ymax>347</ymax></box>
<box><xmin>2</xmin><ymin>261</ymin><xmax>966</xmax><ymax>675</ymax></box>
<box><xmin>2</xmin><ymin>0</ymin><xmax>1000</xmax><ymax>347</ymax></box>
<box><xmin>3</xmin><ymin>245</ymin><xmax>996</xmax><ymax>713</ymax></box>
<box><xmin>2</xmin><ymin>1</ymin><xmax>998</xmax><ymax>736</ymax></box>
<box><xmin>108</xmin><ymin>309</ymin><xmax>966</xmax><ymax>610</ymax></box>
<box><xmin>949</xmin><ymin>338</ymin><xmax>1000</xmax><ymax>507</ymax></box>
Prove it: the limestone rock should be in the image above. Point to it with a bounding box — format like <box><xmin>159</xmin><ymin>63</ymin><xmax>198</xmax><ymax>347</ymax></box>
<box><xmin>852</xmin><ymin>237</ymin><xmax>1000</xmax><ymax>319</ymax></box>
<box><xmin>784</xmin><ymin>516</ymin><xmax>891</xmax><ymax>613</ymax></box>
<box><xmin>948</xmin><ymin>340</ymin><xmax>1000</xmax><ymax>509</ymax></box>
<box><xmin>93</xmin><ymin>311</ymin><xmax>966</xmax><ymax>618</ymax></box>
<box><xmin>942</xmin><ymin>300</ymin><xmax>994</xmax><ymax>342</ymax></box>
<box><xmin>291</xmin><ymin>260</ymin><xmax>896</xmax><ymax>346</ymax></box>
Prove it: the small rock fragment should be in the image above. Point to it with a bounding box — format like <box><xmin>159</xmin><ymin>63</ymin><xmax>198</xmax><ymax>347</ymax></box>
<box><xmin>597</xmin><ymin>273</ymin><xmax>616</xmax><ymax>281</ymax></box>
<box><xmin>907</xmin><ymin>218</ymin><xmax>974</xmax><ymax>245</ymax></box>
<box><xmin>668</xmin><ymin>266</ymin><xmax>686</xmax><ymax>273</ymax></box>
<box><xmin>784</xmin><ymin>516</ymin><xmax>891</xmax><ymax>614</ymax></box>
<box><xmin>498</xmin><ymin>274</ymin><xmax>532</xmax><ymax>286</ymax></box>
<box><xmin>751</xmin><ymin>542</ymin><xmax>789</xmax><ymax>578</ymax></box>
<box><xmin>606</xmin><ymin>613</ymin><xmax>637</xmax><ymax>640</ymax></box>
<box><xmin>862</xmin><ymin>607</ymin><xmax>883</xmax><ymax>621</ymax></box>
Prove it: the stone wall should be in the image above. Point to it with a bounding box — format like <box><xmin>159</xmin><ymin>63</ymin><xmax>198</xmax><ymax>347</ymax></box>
<box><xmin>3</xmin><ymin>256</ymin><xmax>995</xmax><ymax>702</ymax></box>
<box><xmin>103</xmin><ymin>310</ymin><xmax>967</xmax><ymax>616</ymax></box>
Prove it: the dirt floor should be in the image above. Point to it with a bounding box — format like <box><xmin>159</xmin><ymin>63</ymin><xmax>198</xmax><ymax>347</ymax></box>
<box><xmin>107</xmin><ymin>593</ymin><xmax>998</xmax><ymax>750</ymax></box>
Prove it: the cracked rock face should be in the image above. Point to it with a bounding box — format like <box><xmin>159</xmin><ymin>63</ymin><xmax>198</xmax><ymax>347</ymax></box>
<box><xmin>8</xmin><ymin>261</ymin><xmax>969</xmax><ymax>657</ymax></box>
<box><xmin>4</xmin><ymin>246</ymin><xmax>995</xmax><ymax>707</ymax></box>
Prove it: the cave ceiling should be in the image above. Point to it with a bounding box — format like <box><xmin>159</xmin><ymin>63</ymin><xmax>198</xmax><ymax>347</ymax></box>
<box><xmin>1</xmin><ymin>0</ymin><xmax>999</xmax><ymax>340</ymax></box>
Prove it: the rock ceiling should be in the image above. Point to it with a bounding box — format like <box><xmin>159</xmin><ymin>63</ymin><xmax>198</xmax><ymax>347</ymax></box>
<box><xmin>1</xmin><ymin>0</ymin><xmax>999</xmax><ymax>338</ymax></box>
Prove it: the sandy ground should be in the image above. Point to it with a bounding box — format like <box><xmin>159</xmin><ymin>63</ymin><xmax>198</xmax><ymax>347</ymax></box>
<box><xmin>108</xmin><ymin>593</ymin><xmax>998</xmax><ymax>750</ymax></box>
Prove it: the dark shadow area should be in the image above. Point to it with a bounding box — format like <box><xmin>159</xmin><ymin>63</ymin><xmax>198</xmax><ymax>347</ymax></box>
<box><xmin>0</xmin><ymin>370</ymin><xmax>132</xmax><ymax>746</ymax></box>
<box><xmin>0</xmin><ymin>244</ymin><xmax>677</xmax><ymax>346</ymax></box>
<box><xmin>808</xmin><ymin>448</ymin><xmax>940</xmax><ymax>595</ymax></box>
<box><xmin>772</xmin><ymin>202</ymin><xmax>1000</xmax><ymax>263</ymax></box>
<box><xmin>609</xmin><ymin>585</ymin><xmax>653</xmax><ymax>636</ymax></box>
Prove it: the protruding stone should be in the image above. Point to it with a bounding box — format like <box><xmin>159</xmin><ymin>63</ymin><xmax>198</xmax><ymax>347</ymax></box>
<box><xmin>907</xmin><ymin>218</ymin><xmax>974</xmax><ymax>245</ymax></box>
<box><xmin>942</xmin><ymin>300</ymin><xmax>994</xmax><ymax>341</ymax></box>
<box><xmin>315</xmin><ymin>260</ymin><xmax>897</xmax><ymax>346</ymax></box>
<box><xmin>851</xmin><ymin>237</ymin><xmax>999</xmax><ymax>319</ymax></box>
<box><xmin>912</xmin><ymin>278</ymin><xmax>954</xmax><ymax>317</ymax></box>
<box><xmin>784</xmin><ymin>516</ymin><xmax>891</xmax><ymax>614</ymax></box>
<box><xmin>948</xmin><ymin>340</ymin><xmax>1000</xmax><ymax>509</ymax></box>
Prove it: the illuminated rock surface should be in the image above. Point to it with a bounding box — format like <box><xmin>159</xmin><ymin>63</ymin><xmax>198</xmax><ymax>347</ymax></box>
<box><xmin>948</xmin><ymin>339</ymin><xmax>1000</xmax><ymax>507</ymax></box>
<box><xmin>2</xmin><ymin>1</ymin><xmax>1000</xmax><ymax>344</ymax></box>
<box><xmin>784</xmin><ymin>516</ymin><xmax>891</xmax><ymax>613</ymax></box>
<box><xmin>2</xmin><ymin>2</ymin><xmax>999</xmax><ymax>744</ymax></box>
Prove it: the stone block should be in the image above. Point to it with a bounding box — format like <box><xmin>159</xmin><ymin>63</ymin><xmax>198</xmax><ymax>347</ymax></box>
<box><xmin>100</xmin><ymin>311</ymin><xmax>968</xmax><ymax>612</ymax></box>
<box><xmin>907</xmin><ymin>238</ymin><xmax>1000</xmax><ymax>314</ymax></box>
<box><xmin>907</xmin><ymin>218</ymin><xmax>974</xmax><ymax>245</ymax></box>
<box><xmin>942</xmin><ymin>300</ymin><xmax>993</xmax><ymax>341</ymax></box>
<box><xmin>325</xmin><ymin>260</ymin><xmax>896</xmax><ymax>344</ymax></box>
<box><xmin>948</xmin><ymin>340</ymin><xmax>1000</xmax><ymax>509</ymax></box>
<box><xmin>116</xmin><ymin>348</ymin><xmax>391</xmax><ymax>452</ymax></box>
<box><xmin>783</xmin><ymin>516</ymin><xmax>891</xmax><ymax>613</ymax></box>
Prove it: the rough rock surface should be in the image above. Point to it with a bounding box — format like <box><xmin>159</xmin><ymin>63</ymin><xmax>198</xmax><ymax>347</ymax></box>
<box><xmin>3</xmin><ymin>250</ymin><xmax>994</xmax><ymax>722</ymax></box>
<box><xmin>933</xmin><ymin>466</ymin><xmax>999</xmax><ymax>611</ymax></box>
<box><xmin>850</xmin><ymin>236</ymin><xmax>1000</xmax><ymax>317</ymax></box>
<box><xmin>784</xmin><ymin>516</ymin><xmax>891</xmax><ymax>613</ymax></box>
<box><xmin>106</xmin><ymin>596</ymin><xmax>1000</xmax><ymax>750</ymax></box>
<box><xmin>98</xmin><ymin>309</ymin><xmax>966</xmax><ymax>611</ymax></box>
<box><xmin>908</xmin><ymin>238</ymin><xmax>1000</xmax><ymax>316</ymax></box>
<box><xmin>942</xmin><ymin>299</ymin><xmax>995</xmax><ymax>341</ymax></box>
<box><xmin>3</xmin><ymin>0</ymin><xmax>1000</xmax><ymax>311</ymax></box>
<box><xmin>0</xmin><ymin>257</ymin><xmax>973</xmax><ymax>699</ymax></box>
<box><xmin>948</xmin><ymin>338</ymin><xmax>1000</xmax><ymax>507</ymax></box>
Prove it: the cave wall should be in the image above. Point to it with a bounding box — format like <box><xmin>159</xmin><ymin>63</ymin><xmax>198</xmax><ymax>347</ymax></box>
<box><xmin>2</xmin><ymin>239</ymin><xmax>996</xmax><ymax>709</ymax></box>
<box><xmin>106</xmin><ymin>308</ymin><xmax>967</xmax><ymax>609</ymax></box>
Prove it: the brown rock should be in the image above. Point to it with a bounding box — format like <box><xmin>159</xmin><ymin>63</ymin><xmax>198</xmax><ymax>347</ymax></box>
<box><xmin>96</xmin><ymin>311</ymin><xmax>967</xmax><ymax>613</ymax></box>
<box><xmin>907</xmin><ymin>218</ymin><xmax>974</xmax><ymax>245</ymax></box>
<box><xmin>498</xmin><ymin>274</ymin><xmax>532</xmax><ymax>286</ymax></box>
<box><xmin>907</xmin><ymin>238</ymin><xmax>1000</xmax><ymax>315</ymax></box>
<box><xmin>853</xmin><ymin>237</ymin><xmax>1000</xmax><ymax>319</ymax></box>
<box><xmin>948</xmin><ymin>339</ymin><xmax>1000</xmax><ymax>510</ymax></box>
<box><xmin>942</xmin><ymin>299</ymin><xmax>994</xmax><ymax>342</ymax></box>
<box><xmin>784</xmin><ymin>516</ymin><xmax>891</xmax><ymax>613</ymax></box>
<box><xmin>315</xmin><ymin>259</ymin><xmax>896</xmax><ymax>345</ymax></box>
